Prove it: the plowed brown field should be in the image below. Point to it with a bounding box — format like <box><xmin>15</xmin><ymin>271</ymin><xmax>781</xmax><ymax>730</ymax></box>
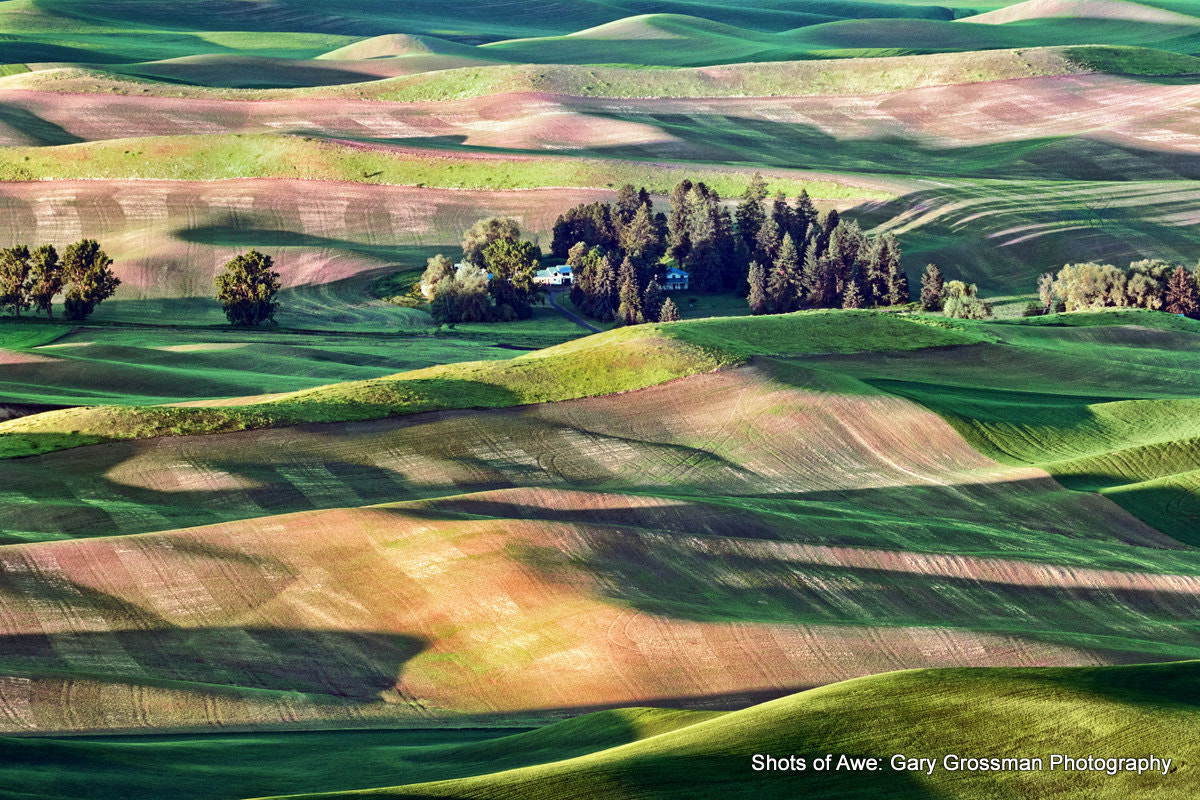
<box><xmin>2</xmin><ymin>362</ymin><xmax>1196</xmax><ymax>733</ymax></box>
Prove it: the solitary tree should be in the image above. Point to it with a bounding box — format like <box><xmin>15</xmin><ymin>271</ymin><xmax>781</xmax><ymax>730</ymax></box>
<box><xmin>658</xmin><ymin>297</ymin><xmax>681</xmax><ymax>322</ymax></box>
<box><xmin>0</xmin><ymin>245</ymin><xmax>31</xmax><ymax>317</ymax></box>
<box><xmin>63</xmin><ymin>239</ymin><xmax>120</xmax><ymax>321</ymax></box>
<box><xmin>920</xmin><ymin>263</ymin><xmax>944</xmax><ymax>311</ymax></box>
<box><xmin>27</xmin><ymin>244</ymin><xmax>62</xmax><ymax>319</ymax></box>
<box><xmin>1165</xmin><ymin>265</ymin><xmax>1200</xmax><ymax>317</ymax></box>
<box><xmin>214</xmin><ymin>249</ymin><xmax>280</xmax><ymax>326</ymax></box>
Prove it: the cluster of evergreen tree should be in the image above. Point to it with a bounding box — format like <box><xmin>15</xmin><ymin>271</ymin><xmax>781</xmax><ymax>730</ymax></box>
<box><xmin>559</xmin><ymin>184</ymin><xmax>680</xmax><ymax>324</ymax></box>
<box><xmin>1034</xmin><ymin>259</ymin><xmax>1200</xmax><ymax>317</ymax></box>
<box><xmin>742</xmin><ymin>186</ymin><xmax>909</xmax><ymax>315</ymax></box>
<box><xmin>0</xmin><ymin>239</ymin><xmax>119</xmax><ymax>321</ymax></box>
<box><xmin>423</xmin><ymin>217</ymin><xmax>544</xmax><ymax>324</ymax></box>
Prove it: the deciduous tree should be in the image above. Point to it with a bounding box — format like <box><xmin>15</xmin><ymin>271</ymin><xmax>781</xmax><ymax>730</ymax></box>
<box><xmin>214</xmin><ymin>249</ymin><xmax>279</xmax><ymax>326</ymax></box>
<box><xmin>27</xmin><ymin>244</ymin><xmax>62</xmax><ymax>319</ymax></box>
<box><xmin>63</xmin><ymin>239</ymin><xmax>120</xmax><ymax>321</ymax></box>
<box><xmin>0</xmin><ymin>244</ymin><xmax>31</xmax><ymax>317</ymax></box>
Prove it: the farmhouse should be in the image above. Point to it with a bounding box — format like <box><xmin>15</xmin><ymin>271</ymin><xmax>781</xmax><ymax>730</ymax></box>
<box><xmin>664</xmin><ymin>267</ymin><xmax>689</xmax><ymax>291</ymax></box>
<box><xmin>534</xmin><ymin>265</ymin><xmax>573</xmax><ymax>286</ymax></box>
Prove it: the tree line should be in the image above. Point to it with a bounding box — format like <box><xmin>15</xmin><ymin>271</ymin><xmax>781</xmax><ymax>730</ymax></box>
<box><xmin>418</xmin><ymin>174</ymin><xmax>1014</xmax><ymax>327</ymax></box>
<box><xmin>554</xmin><ymin>175</ymin><xmax>918</xmax><ymax>323</ymax></box>
<box><xmin>1032</xmin><ymin>259</ymin><xmax>1200</xmax><ymax>317</ymax></box>
<box><xmin>0</xmin><ymin>239</ymin><xmax>120</xmax><ymax>321</ymax></box>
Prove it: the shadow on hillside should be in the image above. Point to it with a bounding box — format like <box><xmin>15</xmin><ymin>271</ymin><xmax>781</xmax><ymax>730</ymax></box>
<box><xmin>0</xmin><ymin>628</ymin><xmax>427</xmax><ymax>699</ymax></box>
<box><xmin>0</xmin><ymin>105</ymin><xmax>83</xmax><ymax>147</ymax></box>
<box><xmin>176</xmin><ymin>225</ymin><xmax>432</xmax><ymax>262</ymax></box>
<box><xmin>583</xmin><ymin>111</ymin><xmax>1200</xmax><ymax>181</ymax></box>
<box><xmin>1019</xmin><ymin>659</ymin><xmax>1200</xmax><ymax>711</ymax></box>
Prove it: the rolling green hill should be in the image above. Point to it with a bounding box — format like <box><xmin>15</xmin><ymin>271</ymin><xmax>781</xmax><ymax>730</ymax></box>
<box><xmin>2</xmin><ymin>661</ymin><xmax>1196</xmax><ymax>799</ymax></box>
<box><xmin>266</xmin><ymin>661</ymin><xmax>1200</xmax><ymax>799</ymax></box>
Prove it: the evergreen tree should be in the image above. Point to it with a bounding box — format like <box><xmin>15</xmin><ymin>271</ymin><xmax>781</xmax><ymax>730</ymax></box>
<box><xmin>0</xmin><ymin>244</ymin><xmax>31</xmax><ymax>317</ymax></box>
<box><xmin>63</xmin><ymin>239</ymin><xmax>120</xmax><ymax>322</ymax></box>
<box><xmin>771</xmin><ymin>191</ymin><xmax>800</xmax><ymax>251</ymax></box>
<box><xmin>643</xmin><ymin>277</ymin><xmax>664</xmax><ymax>322</ymax></box>
<box><xmin>825</xmin><ymin>219</ymin><xmax>864</xmax><ymax>303</ymax></box>
<box><xmin>800</xmin><ymin>239</ymin><xmax>821</xmax><ymax>306</ymax></box>
<box><xmin>616</xmin><ymin>256</ymin><xmax>644</xmax><ymax>325</ymax></box>
<box><xmin>861</xmin><ymin>238</ymin><xmax>887</xmax><ymax>307</ymax></box>
<box><xmin>27</xmin><ymin>244</ymin><xmax>62</xmax><ymax>319</ymax></box>
<box><xmin>715</xmin><ymin>201</ymin><xmax>741</xmax><ymax>290</ymax></box>
<box><xmin>768</xmin><ymin>232</ymin><xmax>801</xmax><ymax>313</ymax></box>
<box><xmin>214</xmin><ymin>249</ymin><xmax>279</xmax><ymax>326</ymax></box>
<box><xmin>747</xmin><ymin>260</ymin><xmax>768</xmax><ymax>315</ymax></box>
<box><xmin>685</xmin><ymin>186</ymin><xmax>724</xmax><ymax>292</ymax></box>
<box><xmin>592</xmin><ymin>253</ymin><xmax>617</xmax><ymax>322</ymax></box>
<box><xmin>735</xmin><ymin>172</ymin><xmax>768</xmax><ymax>253</ymax></box>
<box><xmin>794</xmin><ymin>189</ymin><xmax>817</xmax><ymax>245</ymax></box>
<box><xmin>753</xmin><ymin>214</ymin><xmax>782</xmax><ymax>268</ymax></box>
<box><xmin>667</xmin><ymin>179</ymin><xmax>693</xmax><ymax>264</ymax></box>
<box><xmin>920</xmin><ymin>263</ymin><xmax>944</xmax><ymax>311</ymax></box>
<box><xmin>658</xmin><ymin>297</ymin><xmax>681</xmax><ymax>322</ymax></box>
<box><xmin>882</xmin><ymin>234</ymin><xmax>908</xmax><ymax>306</ymax></box>
<box><xmin>1165</xmin><ymin>265</ymin><xmax>1200</xmax><ymax>317</ymax></box>
<box><xmin>620</xmin><ymin>203</ymin><xmax>663</xmax><ymax>284</ymax></box>
<box><xmin>842</xmin><ymin>273</ymin><xmax>864</xmax><ymax>309</ymax></box>
<box><xmin>615</xmin><ymin>183</ymin><xmax>640</xmax><ymax>228</ymax></box>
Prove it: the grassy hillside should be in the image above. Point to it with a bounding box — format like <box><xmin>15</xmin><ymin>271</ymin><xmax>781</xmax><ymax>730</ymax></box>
<box><xmin>272</xmin><ymin>661</ymin><xmax>1200</xmax><ymax>799</ymax></box>
<box><xmin>2</xmin><ymin>661</ymin><xmax>1196</xmax><ymax>799</ymax></box>
<box><xmin>0</xmin><ymin>312</ymin><xmax>980</xmax><ymax>457</ymax></box>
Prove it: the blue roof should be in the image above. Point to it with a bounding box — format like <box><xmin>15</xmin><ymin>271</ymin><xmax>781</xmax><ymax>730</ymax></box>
<box><xmin>665</xmin><ymin>267</ymin><xmax>688</xmax><ymax>278</ymax></box>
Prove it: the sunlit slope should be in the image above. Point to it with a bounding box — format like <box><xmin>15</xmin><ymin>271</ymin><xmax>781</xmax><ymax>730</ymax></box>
<box><xmin>807</xmin><ymin>311</ymin><xmax>1200</xmax><ymax>543</ymax></box>
<box><xmin>3</xmin><ymin>344</ymin><xmax>1200</xmax><ymax>731</ymax></box>
<box><xmin>2</xmin><ymin>661</ymin><xmax>1196</xmax><ymax>799</ymax></box>
<box><xmin>273</xmin><ymin>661</ymin><xmax>1200</xmax><ymax>800</ymax></box>
<box><xmin>0</xmin><ymin>313</ymin><xmax>977</xmax><ymax>457</ymax></box>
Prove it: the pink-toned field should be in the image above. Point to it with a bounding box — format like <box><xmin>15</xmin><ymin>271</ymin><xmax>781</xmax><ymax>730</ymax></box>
<box><xmin>4</xmin><ymin>74</ymin><xmax>1200</xmax><ymax>158</ymax></box>
<box><xmin>1</xmin><ymin>363</ymin><xmax>1195</xmax><ymax>733</ymax></box>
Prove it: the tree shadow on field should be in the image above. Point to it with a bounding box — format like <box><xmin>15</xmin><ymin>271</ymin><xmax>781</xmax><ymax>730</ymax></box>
<box><xmin>0</xmin><ymin>105</ymin><xmax>84</xmax><ymax>146</ymax></box>
<box><xmin>0</xmin><ymin>628</ymin><xmax>427</xmax><ymax>699</ymax></box>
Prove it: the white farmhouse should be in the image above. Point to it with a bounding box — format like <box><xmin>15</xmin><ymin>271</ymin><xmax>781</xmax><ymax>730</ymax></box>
<box><xmin>533</xmin><ymin>265</ymin><xmax>573</xmax><ymax>286</ymax></box>
<box><xmin>664</xmin><ymin>267</ymin><xmax>689</xmax><ymax>291</ymax></box>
